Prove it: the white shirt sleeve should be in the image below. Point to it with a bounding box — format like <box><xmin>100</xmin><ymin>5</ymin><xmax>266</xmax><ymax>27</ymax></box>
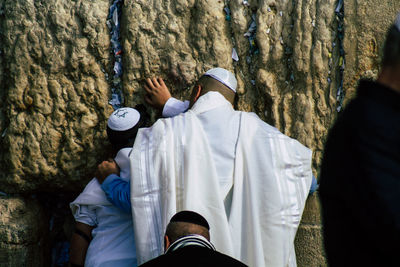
<box><xmin>73</xmin><ymin>205</ymin><xmax>98</xmax><ymax>226</ymax></box>
<box><xmin>162</xmin><ymin>97</ymin><xmax>190</xmax><ymax>118</ymax></box>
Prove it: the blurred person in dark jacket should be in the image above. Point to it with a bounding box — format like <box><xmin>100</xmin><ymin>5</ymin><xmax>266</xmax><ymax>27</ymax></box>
<box><xmin>319</xmin><ymin>12</ymin><xmax>400</xmax><ymax>267</ymax></box>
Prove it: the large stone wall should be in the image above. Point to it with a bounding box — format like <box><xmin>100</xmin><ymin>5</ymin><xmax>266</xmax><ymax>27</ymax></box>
<box><xmin>344</xmin><ymin>0</ymin><xmax>400</xmax><ymax>97</ymax></box>
<box><xmin>122</xmin><ymin>0</ymin><xmax>339</xmax><ymax>171</ymax></box>
<box><xmin>0</xmin><ymin>0</ymin><xmax>399</xmax><ymax>266</ymax></box>
<box><xmin>1</xmin><ymin>0</ymin><xmax>113</xmax><ymax>193</ymax></box>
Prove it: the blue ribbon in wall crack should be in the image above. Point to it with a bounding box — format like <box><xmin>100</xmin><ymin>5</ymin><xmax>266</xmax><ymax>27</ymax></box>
<box><xmin>335</xmin><ymin>0</ymin><xmax>345</xmax><ymax>112</ymax></box>
<box><xmin>108</xmin><ymin>0</ymin><xmax>124</xmax><ymax>110</ymax></box>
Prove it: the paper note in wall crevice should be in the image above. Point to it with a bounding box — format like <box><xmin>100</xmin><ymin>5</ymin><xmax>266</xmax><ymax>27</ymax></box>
<box><xmin>232</xmin><ymin>48</ymin><xmax>239</xmax><ymax>61</ymax></box>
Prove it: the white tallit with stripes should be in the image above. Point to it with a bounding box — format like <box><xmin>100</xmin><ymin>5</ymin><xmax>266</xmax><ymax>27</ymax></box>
<box><xmin>130</xmin><ymin>92</ymin><xmax>312</xmax><ymax>266</ymax></box>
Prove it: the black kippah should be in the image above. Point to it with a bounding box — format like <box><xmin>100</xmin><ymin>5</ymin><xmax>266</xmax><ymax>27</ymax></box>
<box><xmin>170</xmin><ymin>210</ymin><xmax>210</xmax><ymax>230</ymax></box>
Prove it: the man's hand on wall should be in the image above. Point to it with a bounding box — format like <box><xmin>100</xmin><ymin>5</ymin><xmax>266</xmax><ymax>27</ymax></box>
<box><xmin>96</xmin><ymin>159</ymin><xmax>120</xmax><ymax>184</ymax></box>
<box><xmin>144</xmin><ymin>77</ymin><xmax>171</xmax><ymax>110</ymax></box>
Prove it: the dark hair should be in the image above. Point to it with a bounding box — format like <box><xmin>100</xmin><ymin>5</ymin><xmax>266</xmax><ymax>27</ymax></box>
<box><xmin>382</xmin><ymin>25</ymin><xmax>400</xmax><ymax>68</ymax></box>
<box><xmin>165</xmin><ymin>222</ymin><xmax>210</xmax><ymax>244</ymax></box>
<box><xmin>107</xmin><ymin>104</ymin><xmax>150</xmax><ymax>152</ymax></box>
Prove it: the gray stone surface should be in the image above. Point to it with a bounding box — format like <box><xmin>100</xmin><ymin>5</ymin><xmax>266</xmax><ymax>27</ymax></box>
<box><xmin>343</xmin><ymin>0</ymin><xmax>400</xmax><ymax>102</ymax></box>
<box><xmin>295</xmin><ymin>194</ymin><xmax>327</xmax><ymax>266</ymax></box>
<box><xmin>0</xmin><ymin>197</ymin><xmax>47</xmax><ymax>267</ymax></box>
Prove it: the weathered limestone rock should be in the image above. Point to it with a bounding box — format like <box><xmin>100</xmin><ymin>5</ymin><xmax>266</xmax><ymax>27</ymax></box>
<box><xmin>0</xmin><ymin>0</ymin><xmax>113</xmax><ymax>193</ymax></box>
<box><xmin>122</xmin><ymin>0</ymin><xmax>235</xmax><ymax>107</ymax></box>
<box><xmin>295</xmin><ymin>194</ymin><xmax>327</xmax><ymax>267</ymax></box>
<box><xmin>0</xmin><ymin>197</ymin><xmax>48</xmax><ymax>267</ymax></box>
<box><xmin>343</xmin><ymin>0</ymin><xmax>400</xmax><ymax>100</ymax></box>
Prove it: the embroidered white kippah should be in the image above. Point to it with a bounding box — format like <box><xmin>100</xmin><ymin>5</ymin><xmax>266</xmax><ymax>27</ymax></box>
<box><xmin>395</xmin><ymin>12</ymin><xmax>400</xmax><ymax>32</ymax></box>
<box><xmin>107</xmin><ymin>107</ymin><xmax>140</xmax><ymax>131</ymax></box>
<box><xmin>203</xmin><ymin>67</ymin><xmax>237</xmax><ymax>93</ymax></box>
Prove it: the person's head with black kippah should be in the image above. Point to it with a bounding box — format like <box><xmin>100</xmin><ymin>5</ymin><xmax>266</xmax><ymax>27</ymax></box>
<box><xmin>164</xmin><ymin>210</ymin><xmax>210</xmax><ymax>251</ymax></box>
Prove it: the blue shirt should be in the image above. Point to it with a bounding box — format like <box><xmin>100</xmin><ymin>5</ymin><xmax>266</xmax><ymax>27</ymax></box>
<box><xmin>101</xmin><ymin>174</ymin><xmax>131</xmax><ymax>213</ymax></box>
<box><xmin>101</xmin><ymin>174</ymin><xmax>318</xmax><ymax>213</ymax></box>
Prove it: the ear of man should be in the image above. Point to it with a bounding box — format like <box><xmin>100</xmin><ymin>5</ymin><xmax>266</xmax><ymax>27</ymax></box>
<box><xmin>164</xmin><ymin>235</ymin><xmax>171</xmax><ymax>251</ymax></box>
<box><xmin>189</xmin><ymin>85</ymin><xmax>202</xmax><ymax>108</ymax></box>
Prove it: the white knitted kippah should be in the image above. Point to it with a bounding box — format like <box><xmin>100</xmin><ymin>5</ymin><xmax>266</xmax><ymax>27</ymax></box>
<box><xmin>107</xmin><ymin>107</ymin><xmax>140</xmax><ymax>131</ymax></box>
<box><xmin>203</xmin><ymin>67</ymin><xmax>237</xmax><ymax>93</ymax></box>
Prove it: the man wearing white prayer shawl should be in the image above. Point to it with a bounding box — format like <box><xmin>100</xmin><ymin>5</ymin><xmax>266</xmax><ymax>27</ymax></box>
<box><xmin>70</xmin><ymin>106</ymin><xmax>148</xmax><ymax>267</ymax></box>
<box><xmin>97</xmin><ymin>68</ymin><xmax>313</xmax><ymax>267</ymax></box>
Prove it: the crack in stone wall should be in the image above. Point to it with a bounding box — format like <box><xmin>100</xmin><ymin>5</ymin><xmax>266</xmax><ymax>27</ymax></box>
<box><xmin>0</xmin><ymin>1</ymin><xmax>6</xmax><ymax>190</ymax></box>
